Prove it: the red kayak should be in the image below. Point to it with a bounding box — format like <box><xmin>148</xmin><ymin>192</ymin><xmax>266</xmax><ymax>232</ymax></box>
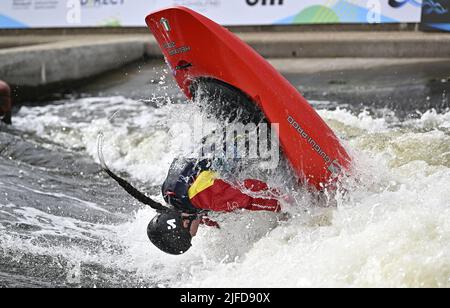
<box><xmin>145</xmin><ymin>6</ymin><xmax>352</xmax><ymax>190</ymax></box>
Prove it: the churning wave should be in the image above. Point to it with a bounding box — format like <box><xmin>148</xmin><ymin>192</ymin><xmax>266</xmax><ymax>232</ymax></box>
<box><xmin>1</xmin><ymin>95</ymin><xmax>449</xmax><ymax>287</ymax></box>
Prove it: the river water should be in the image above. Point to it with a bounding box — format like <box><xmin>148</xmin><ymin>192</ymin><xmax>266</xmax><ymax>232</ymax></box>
<box><xmin>0</xmin><ymin>60</ymin><xmax>449</xmax><ymax>288</ymax></box>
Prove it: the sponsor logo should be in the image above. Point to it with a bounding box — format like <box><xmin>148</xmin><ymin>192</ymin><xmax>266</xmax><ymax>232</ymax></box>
<box><xmin>167</xmin><ymin>219</ymin><xmax>177</xmax><ymax>230</ymax></box>
<box><xmin>168</xmin><ymin>46</ymin><xmax>191</xmax><ymax>56</ymax></box>
<box><xmin>163</xmin><ymin>42</ymin><xmax>176</xmax><ymax>50</ymax></box>
<box><xmin>246</xmin><ymin>0</ymin><xmax>284</xmax><ymax>6</ymax></box>
<box><xmin>287</xmin><ymin>115</ymin><xmax>342</xmax><ymax>176</ymax></box>
<box><xmin>388</xmin><ymin>0</ymin><xmax>422</xmax><ymax>8</ymax></box>
<box><xmin>366</xmin><ymin>0</ymin><xmax>381</xmax><ymax>24</ymax></box>
<box><xmin>174</xmin><ymin>0</ymin><xmax>221</xmax><ymax>10</ymax></box>
<box><xmin>160</xmin><ymin>17</ymin><xmax>171</xmax><ymax>32</ymax></box>
<box><xmin>287</xmin><ymin>115</ymin><xmax>331</xmax><ymax>164</ymax></box>
<box><xmin>423</xmin><ymin>0</ymin><xmax>449</xmax><ymax>15</ymax></box>
<box><xmin>80</xmin><ymin>0</ymin><xmax>125</xmax><ymax>7</ymax></box>
<box><xmin>66</xmin><ymin>0</ymin><xmax>81</xmax><ymax>24</ymax></box>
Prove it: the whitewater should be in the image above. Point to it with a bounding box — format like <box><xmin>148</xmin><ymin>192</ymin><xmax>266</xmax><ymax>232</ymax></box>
<box><xmin>0</xmin><ymin>91</ymin><xmax>449</xmax><ymax>287</ymax></box>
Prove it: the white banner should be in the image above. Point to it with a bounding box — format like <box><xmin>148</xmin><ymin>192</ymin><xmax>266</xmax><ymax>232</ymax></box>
<box><xmin>0</xmin><ymin>0</ymin><xmax>423</xmax><ymax>29</ymax></box>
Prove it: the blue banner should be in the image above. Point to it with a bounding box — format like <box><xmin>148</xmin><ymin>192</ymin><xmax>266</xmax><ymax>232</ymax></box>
<box><xmin>421</xmin><ymin>0</ymin><xmax>450</xmax><ymax>31</ymax></box>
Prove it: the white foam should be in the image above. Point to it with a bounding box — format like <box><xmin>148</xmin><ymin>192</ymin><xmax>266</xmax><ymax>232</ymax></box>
<box><xmin>412</xmin><ymin>109</ymin><xmax>450</xmax><ymax>130</ymax></box>
<box><xmin>319</xmin><ymin>108</ymin><xmax>390</xmax><ymax>134</ymax></box>
<box><xmin>9</xmin><ymin>97</ymin><xmax>450</xmax><ymax>287</ymax></box>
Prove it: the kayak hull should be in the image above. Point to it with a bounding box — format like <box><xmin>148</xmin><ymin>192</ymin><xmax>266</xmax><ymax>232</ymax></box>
<box><xmin>145</xmin><ymin>6</ymin><xmax>351</xmax><ymax>190</ymax></box>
